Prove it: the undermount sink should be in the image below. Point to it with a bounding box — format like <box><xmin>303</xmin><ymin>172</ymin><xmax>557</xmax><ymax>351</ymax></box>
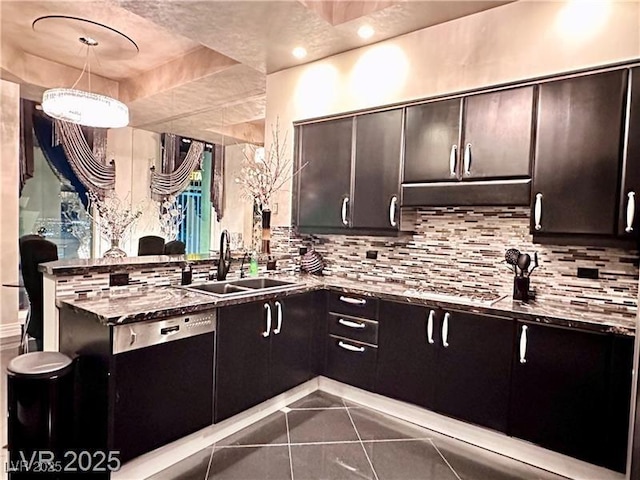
<box><xmin>183</xmin><ymin>277</ymin><xmax>300</xmax><ymax>297</ymax></box>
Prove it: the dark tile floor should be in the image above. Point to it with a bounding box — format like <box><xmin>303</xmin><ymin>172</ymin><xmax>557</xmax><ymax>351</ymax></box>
<box><xmin>148</xmin><ymin>391</ymin><xmax>568</xmax><ymax>480</ymax></box>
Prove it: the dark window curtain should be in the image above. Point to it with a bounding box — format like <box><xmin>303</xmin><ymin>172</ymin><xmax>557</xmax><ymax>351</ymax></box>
<box><xmin>19</xmin><ymin>100</ymin><xmax>36</xmax><ymax>194</ymax></box>
<box><xmin>32</xmin><ymin>112</ymin><xmax>89</xmax><ymax>209</ymax></box>
<box><xmin>211</xmin><ymin>144</ymin><xmax>225</xmax><ymax>222</ymax></box>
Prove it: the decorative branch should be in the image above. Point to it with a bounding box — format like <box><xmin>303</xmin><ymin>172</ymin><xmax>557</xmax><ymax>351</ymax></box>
<box><xmin>86</xmin><ymin>191</ymin><xmax>142</xmax><ymax>241</ymax></box>
<box><xmin>158</xmin><ymin>195</ymin><xmax>184</xmax><ymax>241</ymax></box>
<box><xmin>235</xmin><ymin>117</ymin><xmax>307</xmax><ymax>212</ymax></box>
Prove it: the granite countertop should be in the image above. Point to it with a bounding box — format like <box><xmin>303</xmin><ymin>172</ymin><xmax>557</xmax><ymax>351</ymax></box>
<box><xmin>57</xmin><ymin>274</ymin><xmax>637</xmax><ymax>336</ymax></box>
<box><xmin>40</xmin><ymin>252</ymin><xmax>293</xmax><ymax>276</ymax></box>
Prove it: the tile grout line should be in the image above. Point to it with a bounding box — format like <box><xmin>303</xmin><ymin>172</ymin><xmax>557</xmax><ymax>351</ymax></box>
<box><xmin>214</xmin><ymin>437</ymin><xmax>436</xmax><ymax>449</ymax></box>
<box><xmin>429</xmin><ymin>438</ymin><xmax>462</xmax><ymax>480</ymax></box>
<box><xmin>203</xmin><ymin>443</ymin><xmax>215</xmax><ymax>480</ymax></box>
<box><xmin>284</xmin><ymin>412</ymin><xmax>295</xmax><ymax>480</ymax></box>
<box><xmin>343</xmin><ymin>399</ymin><xmax>380</xmax><ymax>480</ymax></box>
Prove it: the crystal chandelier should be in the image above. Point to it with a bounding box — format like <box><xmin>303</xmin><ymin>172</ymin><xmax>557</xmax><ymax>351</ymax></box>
<box><xmin>41</xmin><ymin>37</ymin><xmax>129</xmax><ymax>129</ymax></box>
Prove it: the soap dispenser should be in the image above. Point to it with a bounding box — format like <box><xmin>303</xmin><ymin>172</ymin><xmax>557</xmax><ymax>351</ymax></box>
<box><xmin>249</xmin><ymin>252</ymin><xmax>259</xmax><ymax>276</ymax></box>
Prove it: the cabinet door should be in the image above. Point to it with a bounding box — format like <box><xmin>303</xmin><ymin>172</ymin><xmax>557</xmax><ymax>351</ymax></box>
<box><xmin>404</xmin><ymin>99</ymin><xmax>461</xmax><ymax>182</ymax></box>
<box><xmin>434</xmin><ymin>311</ymin><xmax>514</xmax><ymax>433</ymax></box>
<box><xmin>215</xmin><ymin>302</ymin><xmax>271</xmax><ymax>423</ymax></box>
<box><xmin>297</xmin><ymin>118</ymin><xmax>353</xmax><ymax>229</ymax></box>
<box><xmin>462</xmin><ymin>86</ymin><xmax>534</xmax><ymax>180</ymax></box>
<box><xmin>325</xmin><ymin>335</ymin><xmax>377</xmax><ymax>392</ymax></box>
<box><xmin>376</xmin><ymin>302</ymin><xmax>438</xmax><ymax>410</ymax></box>
<box><xmin>352</xmin><ymin>109</ymin><xmax>403</xmax><ymax>230</ymax></box>
<box><xmin>510</xmin><ymin>322</ymin><xmax>611</xmax><ymax>467</ymax></box>
<box><xmin>269</xmin><ymin>294</ymin><xmax>317</xmax><ymax>397</ymax></box>
<box><xmin>533</xmin><ymin>70</ymin><xmax>627</xmax><ymax>235</ymax></box>
<box><xmin>619</xmin><ymin>67</ymin><xmax>640</xmax><ymax>237</ymax></box>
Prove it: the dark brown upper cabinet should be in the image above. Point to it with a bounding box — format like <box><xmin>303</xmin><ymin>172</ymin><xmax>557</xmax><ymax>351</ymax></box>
<box><xmin>619</xmin><ymin>67</ymin><xmax>640</xmax><ymax>238</ymax></box>
<box><xmin>402</xmin><ymin>86</ymin><xmax>534</xmax><ymax>207</ymax></box>
<box><xmin>352</xmin><ymin>109</ymin><xmax>403</xmax><ymax>230</ymax></box>
<box><xmin>296</xmin><ymin>109</ymin><xmax>404</xmax><ymax>234</ymax></box>
<box><xmin>296</xmin><ymin>117</ymin><xmax>353</xmax><ymax>230</ymax></box>
<box><xmin>532</xmin><ymin>70</ymin><xmax>628</xmax><ymax>236</ymax></box>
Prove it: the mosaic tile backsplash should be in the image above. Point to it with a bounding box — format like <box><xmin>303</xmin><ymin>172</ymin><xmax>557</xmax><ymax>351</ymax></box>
<box><xmin>272</xmin><ymin>207</ymin><xmax>639</xmax><ymax>313</ymax></box>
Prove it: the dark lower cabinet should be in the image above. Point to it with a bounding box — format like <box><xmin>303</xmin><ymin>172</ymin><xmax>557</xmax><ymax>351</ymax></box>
<box><xmin>215</xmin><ymin>293</ymin><xmax>318</xmax><ymax>423</ymax></box>
<box><xmin>434</xmin><ymin>310</ymin><xmax>514</xmax><ymax>432</ymax></box>
<box><xmin>376</xmin><ymin>302</ymin><xmax>437</xmax><ymax>409</ymax></box>
<box><xmin>215</xmin><ymin>301</ymin><xmax>271</xmax><ymax>423</ymax></box>
<box><xmin>325</xmin><ymin>335</ymin><xmax>377</xmax><ymax>392</ymax></box>
<box><xmin>377</xmin><ymin>303</ymin><xmax>513</xmax><ymax>433</ymax></box>
<box><xmin>509</xmin><ymin>322</ymin><xmax>623</xmax><ymax>470</ymax></box>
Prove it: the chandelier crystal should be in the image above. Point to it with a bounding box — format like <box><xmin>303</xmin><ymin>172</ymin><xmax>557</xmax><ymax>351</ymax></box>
<box><xmin>41</xmin><ymin>36</ymin><xmax>129</xmax><ymax>129</ymax></box>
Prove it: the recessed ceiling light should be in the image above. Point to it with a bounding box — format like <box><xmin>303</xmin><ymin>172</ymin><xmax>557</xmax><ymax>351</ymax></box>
<box><xmin>292</xmin><ymin>47</ymin><xmax>307</xmax><ymax>59</ymax></box>
<box><xmin>358</xmin><ymin>25</ymin><xmax>375</xmax><ymax>39</ymax></box>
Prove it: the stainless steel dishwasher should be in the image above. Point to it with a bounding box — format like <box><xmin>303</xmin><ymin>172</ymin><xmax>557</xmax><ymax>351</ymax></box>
<box><xmin>111</xmin><ymin>310</ymin><xmax>215</xmax><ymax>463</ymax></box>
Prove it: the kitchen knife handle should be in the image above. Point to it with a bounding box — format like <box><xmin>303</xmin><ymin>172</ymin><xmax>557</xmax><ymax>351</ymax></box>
<box><xmin>263</xmin><ymin>303</ymin><xmax>272</xmax><ymax>337</ymax></box>
<box><xmin>273</xmin><ymin>301</ymin><xmax>283</xmax><ymax>334</ymax></box>
<box><xmin>463</xmin><ymin>143</ymin><xmax>472</xmax><ymax>175</ymax></box>
<box><xmin>427</xmin><ymin>310</ymin><xmax>435</xmax><ymax>344</ymax></box>
<box><xmin>449</xmin><ymin>144</ymin><xmax>457</xmax><ymax>176</ymax></box>
<box><xmin>534</xmin><ymin>193</ymin><xmax>543</xmax><ymax>231</ymax></box>
<box><xmin>519</xmin><ymin>325</ymin><xmax>528</xmax><ymax>363</ymax></box>
<box><xmin>338</xmin><ymin>341</ymin><xmax>365</xmax><ymax>353</ymax></box>
<box><xmin>626</xmin><ymin>191</ymin><xmax>635</xmax><ymax>233</ymax></box>
<box><xmin>341</xmin><ymin>197</ymin><xmax>349</xmax><ymax>226</ymax></box>
<box><xmin>442</xmin><ymin>312</ymin><xmax>450</xmax><ymax>348</ymax></box>
<box><xmin>389</xmin><ymin>196</ymin><xmax>398</xmax><ymax>227</ymax></box>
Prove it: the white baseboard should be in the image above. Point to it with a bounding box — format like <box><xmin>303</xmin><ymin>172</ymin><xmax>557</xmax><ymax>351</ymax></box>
<box><xmin>113</xmin><ymin>378</ymin><xmax>318</xmax><ymax>480</ymax></box>
<box><xmin>318</xmin><ymin>377</ymin><xmax>625</xmax><ymax>480</ymax></box>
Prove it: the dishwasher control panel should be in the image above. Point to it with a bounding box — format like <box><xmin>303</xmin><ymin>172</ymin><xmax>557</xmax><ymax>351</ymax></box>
<box><xmin>113</xmin><ymin>310</ymin><xmax>216</xmax><ymax>354</ymax></box>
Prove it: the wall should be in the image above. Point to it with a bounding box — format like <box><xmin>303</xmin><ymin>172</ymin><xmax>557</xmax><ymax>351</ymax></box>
<box><xmin>265</xmin><ymin>0</ymin><xmax>640</xmax><ymax>224</ymax></box>
<box><xmin>0</xmin><ymin>79</ymin><xmax>20</xmax><ymax>337</ymax></box>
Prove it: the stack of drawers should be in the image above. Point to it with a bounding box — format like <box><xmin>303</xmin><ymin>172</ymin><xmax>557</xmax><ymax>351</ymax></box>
<box><xmin>324</xmin><ymin>292</ymin><xmax>379</xmax><ymax>392</ymax></box>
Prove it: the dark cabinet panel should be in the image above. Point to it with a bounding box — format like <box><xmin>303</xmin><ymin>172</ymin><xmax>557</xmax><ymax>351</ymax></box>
<box><xmin>404</xmin><ymin>99</ymin><xmax>461</xmax><ymax>182</ymax></box>
<box><xmin>533</xmin><ymin>70</ymin><xmax>627</xmax><ymax>235</ymax></box>
<box><xmin>434</xmin><ymin>310</ymin><xmax>514</xmax><ymax>432</ymax></box>
<box><xmin>353</xmin><ymin>109</ymin><xmax>403</xmax><ymax>229</ymax></box>
<box><xmin>510</xmin><ymin>322</ymin><xmax>611</xmax><ymax>468</ymax></box>
<box><xmin>215</xmin><ymin>302</ymin><xmax>271</xmax><ymax>423</ymax></box>
<box><xmin>620</xmin><ymin>67</ymin><xmax>640</xmax><ymax>237</ymax></box>
<box><xmin>327</xmin><ymin>291</ymin><xmax>378</xmax><ymax>319</ymax></box>
<box><xmin>462</xmin><ymin>86</ymin><xmax>534</xmax><ymax>180</ymax></box>
<box><xmin>297</xmin><ymin>118</ymin><xmax>353</xmax><ymax>229</ymax></box>
<box><xmin>269</xmin><ymin>294</ymin><xmax>316</xmax><ymax>397</ymax></box>
<box><xmin>376</xmin><ymin>302</ymin><xmax>438</xmax><ymax>409</ymax></box>
<box><xmin>325</xmin><ymin>335</ymin><xmax>377</xmax><ymax>392</ymax></box>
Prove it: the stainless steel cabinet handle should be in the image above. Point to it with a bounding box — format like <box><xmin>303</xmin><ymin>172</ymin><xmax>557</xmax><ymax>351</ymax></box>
<box><xmin>263</xmin><ymin>303</ymin><xmax>272</xmax><ymax>337</ymax></box>
<box><xmin>129</xmin><ymin>327</ymin><xmax>137</xmax><ymax>346</ymax></box>
<box><xmin>273</xmin><ymin>301</ymin><xmax>283</xmax><ymax>334</ymax></box>
<box><xmin>442</xmin><ymin>312</ymin><xmax>450</xmax><ymax>348</ymax></box>
<box><xmin>427</xmin><ymin>310</ymin><xmax>435</xmax><ymax>345</ymax></box>
<box><xmin>338</xmin><ymin>341</ymin><xmax>365</xmax><ymax>353</ymax></box>
<box><xmin>519</xmin><ymin>325</ymin><xmax>528</xmax><ymax>363</ymax></box>
<box><xmin>339</xmin><ymin>296</ymin><xmax>366</xmax><ymax>305</ymax></box>
<box><xmin>463</xmin><ymin>143</ymin><xmax>472</xmax><ymax>175</ymax></box>
<box><xmin>389</xmin><ymin>196</ymin><xmax>398</xmax><ymax>227</ymax></box>
<box><xmin>341</xmin><ymin>197</ymin><xmax>349</xmax><ymax>226</ymax></box>
<box><xmin>338</xmin><ymin>318</ymin><xmax>365</xmax><ymax>329</ymax></box>
<box><xmin>534</xmin><ymin>193</ymin><xmax>543</xmax><ymax>230</ymax></box>
<box><xmin>449</xmin><ymin>144</ymin><xmax>457</xmax><ymax>176</ymax></box>
<box><xmin>626</xmin><ymin>191</ymin><xmax>635</xmax><ymax>233</ymax></box>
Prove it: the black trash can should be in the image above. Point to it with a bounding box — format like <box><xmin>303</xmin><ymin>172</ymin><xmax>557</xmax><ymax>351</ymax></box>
<box><xmin>7</xmin><ymin>352</ymin><xmax>74</xmax><ymax>479</ymax></box>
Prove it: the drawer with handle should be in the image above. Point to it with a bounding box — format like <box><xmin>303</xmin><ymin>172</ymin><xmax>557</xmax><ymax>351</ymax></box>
<box><xmin>328</xmin><ymin>292</ymin><xmax>378</xmax><ymax>319</ymax></box>
<box><xmin>325</xmin><ymin>335</ymin><xmax>377</xmax><ymax>392</ymax></box>
<box><xmin>328</xmin><ymin>313</ymin><xmax>378</xmax><ymax>345</ymax></box>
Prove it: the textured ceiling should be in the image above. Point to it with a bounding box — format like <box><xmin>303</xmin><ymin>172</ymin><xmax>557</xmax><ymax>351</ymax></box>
<box><xmin>1</xmin><ymin>0</ymin><xmax>512</xmax><ymax>145</ymax></box>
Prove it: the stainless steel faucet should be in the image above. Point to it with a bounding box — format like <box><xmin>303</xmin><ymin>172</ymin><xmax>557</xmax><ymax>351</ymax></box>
<box><xmin>216</xmin><ymin>230</ymin><xmax>231</xmax><ymax>280</ymax></box>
